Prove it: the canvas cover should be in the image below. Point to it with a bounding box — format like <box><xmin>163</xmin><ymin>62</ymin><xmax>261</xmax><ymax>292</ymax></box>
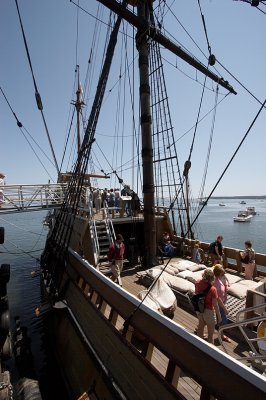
<box><xmin>138</xmin><ymin>277</ymin><xmax>177</xmax><ymax>312</ymax></box>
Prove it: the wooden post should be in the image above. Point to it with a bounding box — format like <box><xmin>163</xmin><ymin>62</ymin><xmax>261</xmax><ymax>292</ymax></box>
<box><xmin>235</xmin><ymin>249</ymin><xmax>243</xmax><ymax>274</ymax></box>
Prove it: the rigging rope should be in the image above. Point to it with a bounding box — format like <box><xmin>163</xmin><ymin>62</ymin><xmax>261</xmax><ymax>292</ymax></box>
<box><xmin>216</xmin><ymin>59</ymin><xmax>266</xmax><ymax>110</ymax></box>
<box><xmin>187</xmin><ymin>74</ymin><xmax>208</xmax><ymax>162</ymax></box>
<box><xmin>149</xmin><ymin>39</ymin><xmax>189</xmax><ymax>237</ymax></box>
<box><xmin>44</xmin><ymin>2</ymin><xmax>128</xmax><ymax>262</ymax></box>
<box><xmin>197</xmin><ymin>0</ymin><xmax>214</xmax><ymax>61</ymax></box>
<box><xmin>188</xmin><ymin>97</ymin><xmax>266</xmax><ymax>233</ymax></box>
<box><xmin>15</xmin><ymin>0</ymin><xmax>60</xmax><ymax>175</ymax></box>
<box><xmin>198</xmin><ymin>84</ymin><xmax>219</xmax><ymax>202</ymax></box>
<box><xmin>0</xmin><ymin>87</ymin><xmax>56</xmax><ymax>181</ymax></box>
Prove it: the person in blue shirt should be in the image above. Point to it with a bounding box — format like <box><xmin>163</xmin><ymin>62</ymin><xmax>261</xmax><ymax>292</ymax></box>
<box><xmin>192</xmin><ymin>242</ymin><xmax>201</xmax><ymax>264</ymax></box>
<box><xmin>162</xmin><ymin>232</ymin><xmax>176</xmax><ymax>257</ymax></box>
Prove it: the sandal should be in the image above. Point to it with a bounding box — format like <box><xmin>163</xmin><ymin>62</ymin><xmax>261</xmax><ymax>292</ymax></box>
<box><xmin>222</xmin><ymin>335</ymin><xmax>231</xmax><ymax>343</ymax></box>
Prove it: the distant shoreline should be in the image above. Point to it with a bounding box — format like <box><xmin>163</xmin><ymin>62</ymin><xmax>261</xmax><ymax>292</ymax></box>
<box><xmin>208</xmin><ymin>196</ymin><xmax>266</xmax><ymax>199</ymax></box>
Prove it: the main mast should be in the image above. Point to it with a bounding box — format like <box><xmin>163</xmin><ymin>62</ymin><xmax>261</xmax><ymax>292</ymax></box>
<box><xmin>98</xmin><ymin>0</ymin><xmax>236</xmax><ymax>266</ymax></box>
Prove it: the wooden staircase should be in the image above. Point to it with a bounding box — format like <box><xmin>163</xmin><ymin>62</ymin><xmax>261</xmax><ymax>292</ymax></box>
<box><xmin>95</xmin><ymin>220</ymin><xmax>113</xmax><ymax>273</ymax></box>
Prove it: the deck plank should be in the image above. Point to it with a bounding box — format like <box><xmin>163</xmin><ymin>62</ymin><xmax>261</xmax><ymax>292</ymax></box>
<box><xmin>118</xmin><ymin>264</ymin><xmax>259</xmax><ymax>399</ymax></box>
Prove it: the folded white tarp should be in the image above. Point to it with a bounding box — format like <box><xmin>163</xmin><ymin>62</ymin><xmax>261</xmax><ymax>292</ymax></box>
<box><xmin>138</xmin><ymin>277</ymin><xmax>177</xmax><ymax>313</ymax></box>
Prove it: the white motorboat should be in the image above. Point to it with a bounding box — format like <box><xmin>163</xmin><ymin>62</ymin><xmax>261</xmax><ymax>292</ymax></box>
<box><xmin>233</xmin><ymin>211</ymin><xmax>253</xmax><ymax>222</ymax></box>
<box><xmin>246</xmin><ymin>206</ymin><xmax>256</xmax><ymax>215</ymax></box>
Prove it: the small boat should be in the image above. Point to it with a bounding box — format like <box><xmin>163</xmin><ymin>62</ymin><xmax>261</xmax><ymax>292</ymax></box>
<box><xmin>219</xmin><ymin>203</ymin><xmax>225</xmax><ymax>206</ymax></box>
<box><xmin>240</xmin><ymin>200</ymin><xmax>246</xmax><ymax>204</ymax></box>
<box><xmin>233</xmin><ymin>211</ymin><xmax>253</xmax><ymax>222</ymax></box>
<box><xmin>246</xmin><ymin>206</ymin><xmax>256</xmax><ymax>215</ymax></box>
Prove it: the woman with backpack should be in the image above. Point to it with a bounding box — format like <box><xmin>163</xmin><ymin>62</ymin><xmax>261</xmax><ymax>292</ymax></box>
<box><xmin>194</xmin><ymin>269</ymin><xmax>222</xmax><ymax>344</ymax></box>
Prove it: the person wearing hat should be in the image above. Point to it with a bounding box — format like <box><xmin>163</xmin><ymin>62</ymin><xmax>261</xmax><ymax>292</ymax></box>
<box><xmin>108</xmin><ymin>234</ymin><xmax>125</xmax><ymax>286</ymax></box>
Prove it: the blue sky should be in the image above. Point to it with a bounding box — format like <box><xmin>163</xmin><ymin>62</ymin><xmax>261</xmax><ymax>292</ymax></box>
<box><xmin>1</xmin><ymin>0</ymin><xmax>265</xmax><ymax>196</ymax></box>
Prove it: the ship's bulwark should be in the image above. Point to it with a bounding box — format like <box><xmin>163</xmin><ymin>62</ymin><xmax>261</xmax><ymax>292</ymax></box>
<box><xmin>41</xmin><ymin>248</ymin><xmax>266</xmax><ymax>400</ymax></box>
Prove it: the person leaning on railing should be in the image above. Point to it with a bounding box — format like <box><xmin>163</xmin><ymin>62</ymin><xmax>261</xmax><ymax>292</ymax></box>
<box><xmin>239</xmin><ymin>240</ymin><xmax>256</xmax><ymax>280</ymax></box>
<box><xmin>208</xmin><ymin>235</ymin><xmax>224</xmax><ymax>265</ymax></box>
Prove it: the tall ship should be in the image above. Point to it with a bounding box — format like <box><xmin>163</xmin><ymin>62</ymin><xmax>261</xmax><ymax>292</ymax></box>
<box><xmin>1</xmin><ymin>1</ymin><xmax>266</xmax><ymax>399</ymax></box>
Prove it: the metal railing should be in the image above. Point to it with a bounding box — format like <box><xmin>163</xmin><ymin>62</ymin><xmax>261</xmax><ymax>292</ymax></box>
<box><xmin>218</xmin><ymin>300</ymin><xmax>266</xmax><ymax>366</ymax></box>
<box><xmin>0</xmin><ymin>184</ymin><xmax>68</xmax><ymax>212</ymax></box>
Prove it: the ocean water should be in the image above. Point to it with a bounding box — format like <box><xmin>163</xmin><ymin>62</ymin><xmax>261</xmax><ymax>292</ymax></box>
<box><xmin>195</xmin><ymin>198</ymin><xmax>266</xmax><ymax>254</ymax></box>
<box><xmin>0</xmin><ymin>198</ymin><xmax>265</xmax><ymax>397</ymax></box>
<box><xmin>0</xmin><ymin>210</ymin><xmax>67</xmax><ymax>399</ymax></box>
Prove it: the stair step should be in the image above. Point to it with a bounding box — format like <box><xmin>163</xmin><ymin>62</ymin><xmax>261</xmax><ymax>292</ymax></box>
<box><xmin>96</xmin><ymin>231</ymin><xmax>107</xmax><ymax>235</ymax></box>
<box><xmin>99</xmin><ymin>248</ymin><xmax>109</xmax><ymax>254</ymax></box>
<box><xmin>98</xmin><ymin>236</ymin><xmax>109</xmax><ymax>242</ymax></box>
<box><xmin>99</xmin><ymin>241</ymin><xmax>110</xmax><ymax>249</ymax></box>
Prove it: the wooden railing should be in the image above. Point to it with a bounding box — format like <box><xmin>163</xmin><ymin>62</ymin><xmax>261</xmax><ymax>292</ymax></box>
<box><xmin>65</xmin><ymin>249</ymin><xmax>266</xmax><ymax>400</ymax></box>
<box><xmin>174</xmin><ymin>237</ymin><xmax>266</xmax><ymax>278</ymax></box>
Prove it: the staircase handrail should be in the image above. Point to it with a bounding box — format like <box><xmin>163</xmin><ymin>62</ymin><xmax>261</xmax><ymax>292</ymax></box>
<box><xmin>102</xmin><ymin>201</ymin><xmax>115</xmax><ymax>244</ymax></box>
<box><xmin>235</xmin><ymin>300</ymin><xmax>266</xmax><ymax>323</ymax></box>
<box><xmin>87</xmin><ymin>198</ymin><xmax>100</xmax><ymax>265</ymax></box>
<box><xmin>218</xmin><ymin>311</ymin><xmax>266</xmax><ymax>360</ymax></box>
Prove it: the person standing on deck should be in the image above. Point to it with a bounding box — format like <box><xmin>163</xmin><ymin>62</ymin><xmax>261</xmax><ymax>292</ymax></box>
<box><xmin>114</xmin><ymin>188</ymin><xmax>120</xmax><ymax>212</ymax></box>
<box><xmin>192</xmin><ymin>241</ymin><xmax>201</xmax><ymax>264</ymax></box>
<box><xmin>108</xmin><ymin>188</ymin><xmax>115</xmax><ymax>211</ymax></box>
<box><xmin>239</xmin><ymin>240</ymin><xmax>256</xmax><ymax>280</ymax></box>
<box><xmin>213</xmin><ymin>264</ymin><xmax>231</xmax><ymax>343</ymax></box>
<box><xmin>209</xmin><ymin>235</ymin><xmax>224</xmax><ymax>265</ymax></box>
<box><xmin>194</xmin><ymin>269</ymin><xmax>222</xmax><ymax>344</ymax></box>
<box><xmin>108</xmin><ymin>234</ymin><xmax>125</xmax><ymax>287</ymax></box>
<box><xmin>92</xmin><ymin>188</ymin><xmax>102</xmax><ymax>213</ymax></box>
<box><xmin>121</xmin><ymin>185</ymin><xmax>132</xmax><ymax>216</ymax></box>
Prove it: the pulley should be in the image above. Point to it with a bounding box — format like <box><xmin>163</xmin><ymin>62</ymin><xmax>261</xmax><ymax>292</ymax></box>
<box><xmin>251</xmin><ymin>1</ymin><xmax>260</xmax><ymax>7</ymax></box>
<box><xmin>208</xmin><ymin>54</ymin><xmax>216</xmax><ymax>66</ymax></box>
<box><xmin>183</xmin><ymin>160</ymin><xmax>191</xmax><ymax>177</ymax></box>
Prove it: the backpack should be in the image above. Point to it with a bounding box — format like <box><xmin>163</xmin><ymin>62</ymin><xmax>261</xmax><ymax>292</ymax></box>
<box><xmin>191</xmin><ymin>285</ymin><xmax>211</xmax><ymax>313</ymax></box>
<box><xmin>208</xmin><ymin>241</ymin><xmax>216</xmax><ymax>254</ymax></box>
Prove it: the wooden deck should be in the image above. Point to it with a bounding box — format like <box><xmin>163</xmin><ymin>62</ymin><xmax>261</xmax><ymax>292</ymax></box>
<box><xmin>115</xmin><ymin>263</ymin><xmax>262</xmax><ymax>400</ymax></box>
